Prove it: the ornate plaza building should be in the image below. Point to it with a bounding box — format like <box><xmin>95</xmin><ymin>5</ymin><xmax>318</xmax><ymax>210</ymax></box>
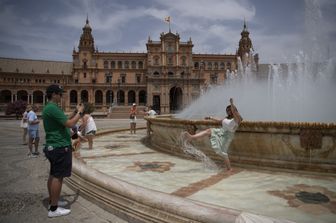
<box><xmin>0</xmin><ymin>19</ymin><xmax>256</xmax><ymax>115</ymax></box>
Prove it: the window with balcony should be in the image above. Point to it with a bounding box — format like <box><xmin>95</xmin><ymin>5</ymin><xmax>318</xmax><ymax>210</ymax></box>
<box><xmin>220</xmin><ymin>62</ymin><xmax>225</xmax><ymax>70</ymax></box>
<box><xmin>131</xmin><ymin>61</ymin><xmax>136</xmax><ymax>69</ymax></box>
<box><xmin>118</xmin><ymin>61</ymin><xmax>122</xmax><ymax>69</ymax></box>
<box><xmin>136</xmin><ymin>74</ymin><xmax>141</xmax><ymax>83</ymax></box>
<box><xmin>194</xmin><ymin>62</ymin><xmax>199</xmax><ymax>69</ymax></box>
<box><xmin>181</xmin><ymin>56</ymin><xmax>186</xmax><ymax>66</ymax></box>
<box><xmin>104</xmin><ymin>60</ymin><xmax>109</xmax><ymax>69</ymax></box>
<box><xmin>207</xmin><ymin>62</ymin><xmax>212</xmax><ymax>70</ymax></box>
<box><xmin>111</xmin><ymin>61</ymin><xmax>116</xmax><ymax>69</ymax></box>
<box><xmin>138</xmin><ymin>61</ymin><xmax>143</xmax><ymax>69</ymax></box>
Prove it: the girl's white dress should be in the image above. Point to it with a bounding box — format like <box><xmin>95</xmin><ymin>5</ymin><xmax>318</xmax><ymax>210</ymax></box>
<box><xmin>210</xmin><ymin>118</ymin><xmax>238</xmax><ymax>156</ymax></box>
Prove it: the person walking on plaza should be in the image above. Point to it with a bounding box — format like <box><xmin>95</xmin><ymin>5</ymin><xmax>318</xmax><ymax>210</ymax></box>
<box><xmin>42</xmin><ymin>84</ymin><xmax>84</xmax><ymax>218</ymax></box>
<box><xmin>144</xmin><ymin>105</ymin><xmax>157</xmax><ymax>135</ymax></box>
<box><xmin>27</xmin><ymin>104</ymin><xmax>40</xmax><ymax>157</ymax></box>
<box><xmin>80</xmin><ymin>102</ymin><xmax>97</xmax><ymax>150</ymax></box>
<box><xmin>145</xmin><ymin>105</ymin><xmax>157</xmax><ymax>117</ymax></box>
<box><xmin>20</xmin><ymin>105</ymin><xmax>30</xmax><ymax>145</ymax></box>
<box><xmin>129</xmin><ymin>103</ymin><xmax>137</xmax><ymax>134</ymax></box>
<box><xmin>183</xmin><ymin>98</ymin><xmax>243</xmax><ymax>172</ymax></box>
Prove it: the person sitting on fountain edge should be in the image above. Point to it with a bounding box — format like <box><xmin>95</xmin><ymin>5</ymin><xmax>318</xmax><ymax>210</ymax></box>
<box><xmin>183</xmin><ymin>98</ymin><xmax>243</xmax><ymax>172</ymax></box>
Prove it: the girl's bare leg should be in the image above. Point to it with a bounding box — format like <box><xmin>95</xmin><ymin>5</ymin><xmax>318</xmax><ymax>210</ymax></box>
<box><xmin>185</xmin><ymin>128</ymin><xmax>211</xmax><ymax>141</ymax></box>
<box><xmin>23</xmin><ymin>128</ymin><xmax>27</xmax><ymax>144</ymax></box>
<box><xmin>86</xmin><ymin>135</ymin><xmax>93</xmax><ymax>150</ymax></box>
<box><xmin>223</xmin><ymin>156</ymin><xmax>232</xmax><ymax>172</ymax></box>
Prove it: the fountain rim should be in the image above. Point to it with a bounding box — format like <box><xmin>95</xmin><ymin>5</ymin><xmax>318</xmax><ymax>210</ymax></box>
<box><xmin>145</xmin><ymin>115</ymin><xmax>336</xmax><ymax>129</ymax></box>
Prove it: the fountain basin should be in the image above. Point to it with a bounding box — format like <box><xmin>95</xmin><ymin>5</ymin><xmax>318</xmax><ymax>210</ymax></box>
<box><xmin>146</xmin><ymin>116</ymin><xmax>336</xmax><ymax>172</ymax></box>
<box><xmin>66</xmin><ymin>129</ymin><xmax>303</xmax><ymax>223</ymax></box>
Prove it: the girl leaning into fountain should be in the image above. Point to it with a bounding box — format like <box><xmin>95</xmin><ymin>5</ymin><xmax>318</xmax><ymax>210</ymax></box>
<box><xmin>183</xmin><ymin>98</ymin><xmax>243</xmax><ymax>172</ymax></box>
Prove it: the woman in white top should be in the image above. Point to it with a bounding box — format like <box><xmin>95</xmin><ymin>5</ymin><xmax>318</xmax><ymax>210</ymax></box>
<box><xmin>80</xmin><ymin>103</ymin><xmax>97</xmax><ymax>150</ymax></box>
<box><xmin>184</xmin><ymin>98</ymin><xmax>243</xmax><ymax>171</ymax></box>
<box><xmin>20</xmin><ymin>105</ymin><xmax>31</xmax><ymax>145</ymax></box>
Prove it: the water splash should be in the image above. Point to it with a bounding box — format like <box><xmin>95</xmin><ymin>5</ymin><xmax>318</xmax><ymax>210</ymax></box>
<box><xmin>179</xmin><ymin>132</ymin><xmax>219</xmax><ymax>170</ymax></box>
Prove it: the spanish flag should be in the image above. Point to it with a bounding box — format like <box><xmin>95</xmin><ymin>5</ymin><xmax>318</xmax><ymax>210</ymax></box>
<box><xmin>164</xmin><ymin>16</ymin><xmax>171</xmax><ymax>23</ymax></box>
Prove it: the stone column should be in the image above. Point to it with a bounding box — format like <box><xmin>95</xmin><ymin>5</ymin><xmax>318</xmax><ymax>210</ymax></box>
<box><xmin>135</xmin><ymin>91</ymin><xmax>139</xmax><ymax>105</ymax></box>
<box><xmin>125</xmin><ymin>90</ymin><xmax>128</xmax><ymax>106</ymax></box>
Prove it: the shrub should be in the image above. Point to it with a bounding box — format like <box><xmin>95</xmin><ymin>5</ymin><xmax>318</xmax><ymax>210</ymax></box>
<box><xmin>5</xmin><ymin>100</ymin><xmax>27</xmax><ymax>119</ymax></box>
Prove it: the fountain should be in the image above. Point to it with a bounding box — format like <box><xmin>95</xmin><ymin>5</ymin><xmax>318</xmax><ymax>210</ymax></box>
<box><xmin>147</xmin><ymin>0</ymin><xmax>336</xmax><ymax>172</ymax></box>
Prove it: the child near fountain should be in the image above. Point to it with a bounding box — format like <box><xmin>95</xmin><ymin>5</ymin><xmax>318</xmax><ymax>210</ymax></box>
<box><xmin>183</xmin><ymin>98</ymin><xmax>243</xmax><ymax>172</ymax></box>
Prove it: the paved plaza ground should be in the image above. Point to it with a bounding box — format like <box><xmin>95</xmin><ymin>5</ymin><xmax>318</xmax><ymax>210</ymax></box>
<box><xmin>0</xmin><ymin>118</ymin><xmax>145</xmax><ymax>223</ymax></box>
<box><xmin>1</xmin><ymin>118</ymin><xmax>335</xmax><ymax>223</ymax></box>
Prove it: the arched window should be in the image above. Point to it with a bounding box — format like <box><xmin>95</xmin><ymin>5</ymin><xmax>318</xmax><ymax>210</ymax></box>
<box><xmin>118</xmin><ymin>61</ymin><xmax>122</xmax><ymax>69</ymax></box>
<box><xmin>167</xmin><ymin>56</ymin><xmax>173</xmax><ymax>65</ymax></box>
<box><xmin>106</xmin><ymin>90</ymin><xmax>114</xmax><ymax>105</ymax></box>
<box><xmin>194</xmin><ymin>62</ymin><xmax>199</xmax><ymax>69</ymax></box>
<box><xmin>81</xmin><ymin>90</ymin><xmax>88</xmax><ymax>103</ymax></box>
<box><xmin>153</xmin><ymin>71</ymin><xmax>159</xmax><ymax>76</ymax></box>
<box><xmin>17</xmin><ymin>90</ymin><xmax>28</xmax><ymax>102</ymax></box>
<box><xmin>138</xmin><ymin>61</ymin><xmax>143</xmax><ymax>69</ymax></box>
<box><xmin>139</xmin><ymin>90</ymin><xmax>146</xmax><ymax>105</ymax></box>
<box><xmin>181</xmin><ymin>56</ymin><xmax>186</xmax><ymax>66</ymax></box>
<box><xmin>153</xmin><ymin>56</ymin><xmax>159</xmax><ymax>66</ymax></box>
<box><xmin>128</xmin><ymin>90</ymin><xmax>136</xmax><ymax>105</ymax></box>
<box><xmin>227</xmin><ymin>62</ymin><xmax>231</xmax><ymax>70</ymax></box>
<box><xmin>117</xmin><ymin>90</ymin><xmax>125</xmax><ymax>104</ymax></box>
<box><xmin>207</xmin><ymin>62</ymin><xmax>212</xmax><ymax>70</ymax></box>
<box><xmin>33</xmin><ymin>91</ymin><xmax>43</xmax><ymax>104</ymax></box>
<box><xmin>70</xmin><ymin>90</ymin><xmax>77</xmax><ymax>104</ymax></box>
<box><xmin>95</xmin><ymin>90</ymin><xmax>103</xmax><ymax>104</ymax></box>
<box><xmin>125</xmin><ymin>61</ymin><xmax>129</xmax><ymax>69</ymax></box>
<box><xmin>168</xmin><ymin>71</ymin><xmax>174</xmax><ymax>76</ymax></box>
<box><xmin>0</xmin><ymin>90</ymin><xmax>11</xmax><ymax>103</ymax></box>
<box><xmin>111</xmin><ymin>61</ymin><xmax>116</xmax><ymax>69</ymax></box>
<box><xmin>131</xmin><ymin>61</ymin><xmax>136</xmax><ymax>69</ymax></box>
<box><xmin>214</xmin><ymin>62</ymin><xmax>218</xmax><ymax>70</ymax></box>
<box><xmin>220</xmin><ymin>62</ymin><xmax>225</xmax><ymax>70</ymax></box>
<box><xmin>104</xmin><ymin>60</ymin><xmax>109</xmax><ymax>69</ymax></box>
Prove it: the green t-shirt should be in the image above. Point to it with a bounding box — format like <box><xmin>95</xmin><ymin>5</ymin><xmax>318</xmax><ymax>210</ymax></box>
<box><xmin>42</xmin><ymin>102</ymin><xmax>71</xmax><ymax>148</ymax></box>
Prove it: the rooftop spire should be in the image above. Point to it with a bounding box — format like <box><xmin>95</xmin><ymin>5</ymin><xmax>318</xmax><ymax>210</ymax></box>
<box><xmin>243</xmin><ymin>17</ymin><xmax>248</xmax><ymax>31</ymax></box>
<box><xmin>86</xmin><ymin>13</ymin><xmax>89</xmax><ymax>24</ymax></box>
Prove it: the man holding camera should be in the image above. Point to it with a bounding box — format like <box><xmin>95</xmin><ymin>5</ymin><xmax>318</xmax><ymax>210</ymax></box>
<box><xmin>42</xmin><ymin>84</ymin><xmax>84</xmax><ymax>218</ymax></box>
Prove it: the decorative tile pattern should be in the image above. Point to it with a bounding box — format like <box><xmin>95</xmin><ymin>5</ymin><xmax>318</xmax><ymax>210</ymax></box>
<box><xmin>171</xmin><ymin>169</ymin><xmax>240</xmax><ymax>197</ymax></box>
<box><xmin>269</xmin><ymin>184</ymin><xmax>336</xmax><ymax>215</ymax></box>
<box><xmin>126</xmin><ymin>161</ymin><xmax>175</xmax><ymax>173</ymax></box>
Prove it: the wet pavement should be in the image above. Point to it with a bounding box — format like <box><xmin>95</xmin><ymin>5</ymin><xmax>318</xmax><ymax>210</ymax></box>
<box><xmin>78</xmin><ymin>129</ymin><xmax>336</xmax><ymax>223</ymax></box>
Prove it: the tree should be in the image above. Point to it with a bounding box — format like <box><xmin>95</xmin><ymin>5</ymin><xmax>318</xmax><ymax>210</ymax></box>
<box><xmin>5</xmin><ymin>100</ymin><xmax>27</xmax><ymax>119</ymax></box>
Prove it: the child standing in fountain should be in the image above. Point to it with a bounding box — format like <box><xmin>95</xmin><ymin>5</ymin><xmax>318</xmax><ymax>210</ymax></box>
<box><xmin>183</xmin><ymin>98</ymin><xmax>243</xmax><ymax>171</ymax></box>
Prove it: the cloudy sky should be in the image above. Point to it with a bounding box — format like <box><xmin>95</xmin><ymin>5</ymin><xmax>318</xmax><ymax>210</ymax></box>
<box><xmin>0</xmin><ymin>0</ymin><xmax>335</xmax><ymax>63</ymax></box>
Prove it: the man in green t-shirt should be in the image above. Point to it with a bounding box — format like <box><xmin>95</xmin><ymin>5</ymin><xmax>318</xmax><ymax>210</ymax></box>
<box><xmin>42</xmin><ymin>84</ymin><xmax>84</xmax><ymax>218</ymax></box>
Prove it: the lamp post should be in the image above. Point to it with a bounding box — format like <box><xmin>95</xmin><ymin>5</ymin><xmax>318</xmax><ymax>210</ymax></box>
<box><xmin>117</xmin><ymin>78</ymin><xmax>121</xmax><ymax>106</ymax></box>
<box><xmin>109</xmin><ymin>73</ymin><xmax>112</xmax><ymax>110</ymax></box>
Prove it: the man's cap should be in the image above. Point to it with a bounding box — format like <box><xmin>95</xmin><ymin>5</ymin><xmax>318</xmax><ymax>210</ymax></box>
<box><xmin>132</xmin><ymin>103</ymin><xmax>136</xmax><ymax>106</ymax></box>
<box><xmin>46</xmin><ymin>84</ymin><xmax>64</xmax><ymax>94</ymax></box>
<box><xmin>26</xmin><ymin>104</ymin><xmax>32</xmax><ymax>111</ymax></box>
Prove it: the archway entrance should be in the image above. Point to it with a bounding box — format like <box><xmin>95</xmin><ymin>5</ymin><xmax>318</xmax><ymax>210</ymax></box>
<box><xmin>152</xmin><ymin>95</ymin><xmax>160</xmax><ymax>114</ymax></box>
<box><xmin>169</xmin><ymin>87</ymin><xmax>183</xmax><ymax>113</ymax></box>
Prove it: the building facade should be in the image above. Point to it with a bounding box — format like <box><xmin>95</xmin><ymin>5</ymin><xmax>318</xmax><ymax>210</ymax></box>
<box><xmin>0</xmin><ymin>19</ymin><xmax>256</xmax><ymax>114</ymax></box>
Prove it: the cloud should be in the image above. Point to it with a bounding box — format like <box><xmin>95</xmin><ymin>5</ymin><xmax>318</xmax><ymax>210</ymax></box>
<box><xmin>154</xmin><ymin>0</ymin><xmax>255</xmax><ymax>21</ymax></box>
<box><xmin>0</xmin><ymin>0</ymin><xmax>334</xmax><ymax>63</ymax></box>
